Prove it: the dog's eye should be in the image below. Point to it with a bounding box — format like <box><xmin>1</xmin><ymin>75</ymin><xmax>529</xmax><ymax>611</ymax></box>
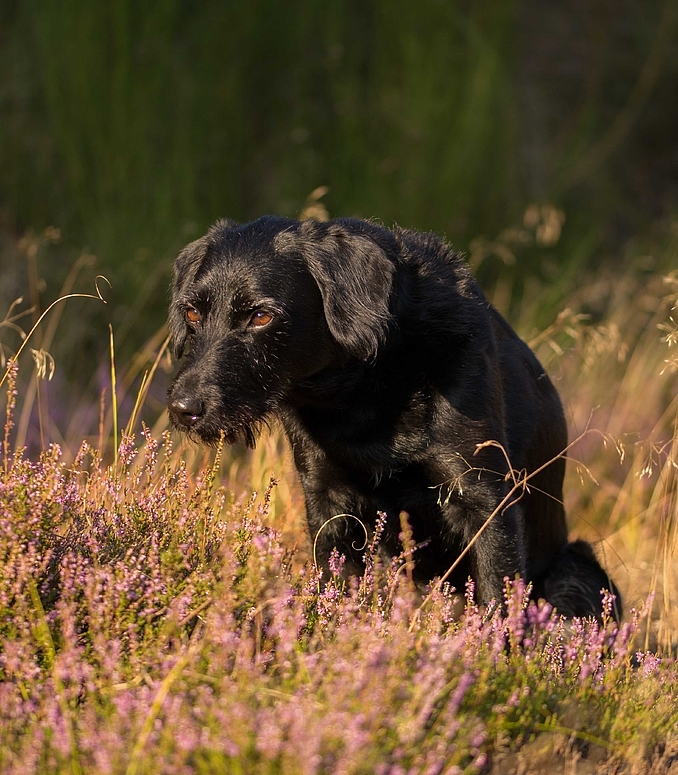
<box><xmin>185</xmin><ymin>308</ymin><xmax>201</xmax><ymax>324</ymax></box>
<box><xmin>251</xmin><ymin>311</ymin><xmax>273</xmax><ymax>328</ymax></box>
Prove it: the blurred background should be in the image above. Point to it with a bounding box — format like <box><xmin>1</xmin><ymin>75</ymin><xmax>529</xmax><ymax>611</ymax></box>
<box><xmin>1</xmin><ymin>0</ymin><xmax>678</xmax><ymax>639</ymax></box>
<box><xmin>2</xmin><ymin>1</ymin><xmax>677</xmax><ymax>318</ymax></box>
<box><xmin>1</xmin><ymin>0</ymin><xmax>677</xmax><ymax>445</ymax></box>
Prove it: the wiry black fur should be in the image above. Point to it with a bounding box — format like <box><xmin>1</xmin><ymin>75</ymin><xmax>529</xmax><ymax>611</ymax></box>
<box><xmin>167</xmin><ymin>216</ymin><xmax>621</xmax><ymax>620</ymax></box>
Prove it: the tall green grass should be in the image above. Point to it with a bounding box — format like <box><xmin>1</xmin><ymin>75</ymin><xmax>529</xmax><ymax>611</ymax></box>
<box><xmin>3</xmin><ymin>0</ymin><xmax>676</xmax><ymax>305</ymax></box>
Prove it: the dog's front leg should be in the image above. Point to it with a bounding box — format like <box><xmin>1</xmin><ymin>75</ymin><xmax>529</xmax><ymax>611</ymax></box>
<box><xmin>438</xmin><ymin>472</ymin><xmax>527</xmax><ymax>609</ymax></box>
<box><xmin>302</xmin><ymin>483</ymin><xmax>374</xmax><ymax>582</ymax></box>
<box><xmin>431</xmin><ymin>429</ymin><xmax>528</xmax><ymax>608</ymax></box>
<box><xmin>284</xmin><ymin>425</ymin><xmax>370</xmax><ymax>581</ymax></box>
<box><xmin>463</xmin><ymin>498</ymin><xmax>526</xmax><ymax>609</ymax></box>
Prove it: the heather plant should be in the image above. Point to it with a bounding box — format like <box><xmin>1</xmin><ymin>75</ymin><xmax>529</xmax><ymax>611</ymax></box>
<box><xmin>1</xmin><ymin>362</ymin><xmax>678</xmax><ymax>774</ymax></box>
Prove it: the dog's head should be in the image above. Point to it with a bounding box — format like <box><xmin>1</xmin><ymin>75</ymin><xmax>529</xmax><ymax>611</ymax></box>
<box><xmin>167</xmin><ymin>216</ymin><xmax>395</xmax><ymax>445</ymax></box>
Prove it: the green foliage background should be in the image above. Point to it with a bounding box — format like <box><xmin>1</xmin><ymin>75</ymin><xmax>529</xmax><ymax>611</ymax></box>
<box><xmin>1</xmin><ymin>0</ymin><xmax>678</xmax><ymax>348</ymax></box>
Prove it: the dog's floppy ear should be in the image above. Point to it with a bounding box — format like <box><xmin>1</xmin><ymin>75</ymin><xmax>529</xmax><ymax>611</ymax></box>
<box><xmin>168</xmin><ymin>236</ymin><xmax>208</xmax><ymax>358</ymax></box>
<box><xmin>277</xmin><ymin>220</ymin><xmax>395</xmax><ymax>360</ymax></box>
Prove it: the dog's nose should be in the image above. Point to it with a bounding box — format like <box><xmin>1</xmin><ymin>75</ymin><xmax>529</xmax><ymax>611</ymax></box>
<box><xmin>168</xmin><ymin>396</ymin><xmax>204</xmax><ymax>427</ymax></box>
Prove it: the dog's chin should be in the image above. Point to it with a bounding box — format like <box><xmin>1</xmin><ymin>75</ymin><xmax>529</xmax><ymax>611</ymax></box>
<box><xmin>169</xmin><ymin>412</ymin><xmax>261</xmax><ymax>449</ymax></box>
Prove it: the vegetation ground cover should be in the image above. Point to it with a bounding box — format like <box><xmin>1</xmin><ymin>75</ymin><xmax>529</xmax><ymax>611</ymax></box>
<box><xmin>1</xmin><ymin>245</ymin><xmax>677</xmax><ymax>774</ymax></box>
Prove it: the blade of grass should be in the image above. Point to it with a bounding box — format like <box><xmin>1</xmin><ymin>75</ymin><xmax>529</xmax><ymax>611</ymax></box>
<box><xmin>15</xmin><ymin>252</ymin><xmax>96</xmax><ymax>451</ymax></box>
<box><xmin>110</xmin><ymin>324</ymin><xmax>118</xmax><ymax>473</ymax></box>
<box><xmin>123</xmin><ymin>334</ymin><xmax>170</xmax><ymax>438</ymax></box>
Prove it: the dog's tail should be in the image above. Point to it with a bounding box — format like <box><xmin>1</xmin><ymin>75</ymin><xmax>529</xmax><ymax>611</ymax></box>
<box><xmin>531</xmin><ymin>539</ymin><xmax>622</xmax><ymax>622</ymax></box>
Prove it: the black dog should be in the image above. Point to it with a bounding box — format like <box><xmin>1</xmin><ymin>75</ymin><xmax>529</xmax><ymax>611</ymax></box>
<box><xmin>167</xmin><ymin>216</ymin><xmax>620</xmax><ymax>620</ymax></box>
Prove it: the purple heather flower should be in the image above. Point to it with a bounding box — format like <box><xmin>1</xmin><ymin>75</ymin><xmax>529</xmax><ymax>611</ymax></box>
<box><xmin>635</xmin><ymin>651</ymin><xmax>662</xmax><ymax>676</ymax></box>
<box><xmin>328</xmin><ymin>547</ymin><xmax>346</xmax><ymax>577</ymax></box>
<box><xmin>255</xmin><ymin>708</ymin><xmax>284</xmax><ymax>759</ymax></box>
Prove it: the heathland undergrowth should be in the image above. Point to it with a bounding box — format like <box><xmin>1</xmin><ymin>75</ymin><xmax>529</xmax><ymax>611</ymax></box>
<box><xmin>0</xmin><ymin>264</ymin><xmax>677</xmax><ymax>774</ymax></box>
